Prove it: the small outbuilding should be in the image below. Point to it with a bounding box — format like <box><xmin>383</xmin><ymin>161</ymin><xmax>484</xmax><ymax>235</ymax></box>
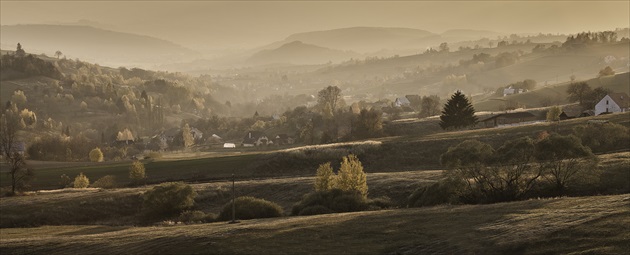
<box><xmin>481</xmin><ymin>112</ymin><xmax>537</xmax><ymax>128</ymax></box>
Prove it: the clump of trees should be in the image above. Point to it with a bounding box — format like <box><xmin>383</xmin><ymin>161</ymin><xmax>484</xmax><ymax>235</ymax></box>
<box><xmin>313</xmin><ymin>154</ymin><xmax>368</xmax><ymax>198</ymax></box>
<box><xmin>421</xmin><ymin>134</ymin><xmax>597</xmax><ymax>205</ymax></box>
<box><xmin>566</xmin><ymin>82</ymin><xmax>611</xmax><ymax>109</ymax></box>
<box><xmin>293</xmin><ymin>154</ymin><xmax>391</xmax><ymax>216</ymax></box>
<box><xmin>439</xmin><ymin>91</ymin><xmax>478</xmax><ymax>130</ymax></box>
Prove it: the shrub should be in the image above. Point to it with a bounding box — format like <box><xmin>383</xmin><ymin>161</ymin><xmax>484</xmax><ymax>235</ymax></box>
<box><xmin>73</xmin><ymin>173</ymin><xmax>90</xmax><ymax>188</ymax></box>
<box><xmin>129</xmin><ymin>160</ymin><xmax>146</xmax><ymax>183</ymax></box>
<box><xmin>91</xmin><ymin>175</ymin><xmax>116</xmax><ymax>189</ymax></box>
<box><xmin>142</xmin><ymin>182</ymin><xmax>196</xmax><ymax>218</ymax></box>
<box><xmin>298</xmin><ymin>205</ymin><xmax>333</xmax><ymax>216</ymax></box>
<box><xmin>178</xmin><ymin>210</ymin><xmax>215</xmax><ymax>224</ymax></box>
<box><xmin>89</xmin><ymin>147</ymin><xmax>104</xmax><ymax>162</ymax></box>
<box><xmin>59</xmin><ymin>174</ymin><xmax>72</xmax><ymax>188</ymax></box>
<box><xmin>408</xmin><ymin>177</ymin><xmax>467</xmax><ymax>207</ymax></box>
<box><xmin>292</xmin><ymin>189</ymin><xmax>368</xmax><ymax>216</ymax></box>
<box><xmin>217</xmin><ymin>196</ymin><xmax>283</xmax><ymax>221</ymax></box>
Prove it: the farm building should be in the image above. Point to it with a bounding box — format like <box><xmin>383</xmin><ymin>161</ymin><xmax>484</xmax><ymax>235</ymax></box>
<box><xmin>394</xmin><ymin>97</ymin><xmax>411</xmax><ymax>107</ymax></box>
<box><xmin>595</xmin><ymin>93</ymin><xmax>629</xmax><ymax>115</ymax></box>
<box><xmin>559</xmin><ymin>105</ymin><xmax>594</xmax><ymax>120</ymax></box>
<box><xmin>480</xmin><ymin>112</ymin><xmax>537</xmax><ymax>128</ymax></box>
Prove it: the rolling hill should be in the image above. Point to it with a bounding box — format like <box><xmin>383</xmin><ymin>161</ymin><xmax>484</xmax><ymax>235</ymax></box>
<box><xmin>0</xmin><ymin>24</ymin><xmax>198</xmax><ymax>66</ymax></box>
<box><xmin>248</xmin><ymin>41</ymin><xmax>360</xmax><ymax>65</ymax></box>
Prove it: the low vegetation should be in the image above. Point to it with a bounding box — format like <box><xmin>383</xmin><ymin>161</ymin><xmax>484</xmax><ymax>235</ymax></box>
<box><xmin>217</xmin><ymin>196</ymin><xmax>283</xmax><ymax>221</ymax></box>
<box><xmin>142</xmin><ymin>182</ymin><xmax>196</xmax><ymax>219</ymax></box>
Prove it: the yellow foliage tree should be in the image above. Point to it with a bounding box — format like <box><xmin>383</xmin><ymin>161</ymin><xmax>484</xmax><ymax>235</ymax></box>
<box><xmin>337</xmin><ymin>154</ymin><xmax>368</xmax><ymax>198</ymax></box>
<box><xmin>129</xmin><ymin>160</ymin><xmax>146</xmax><ymax>182</ymax></box>
<box><xmin>314</xmin><ymin>162</ymin><xmax>336</xmax><ymax>192</ymax></box>
<box><xmin>89</xmin><ymin>147</ymin><xmax>104</xmax><ymax>162</ymax></box>
<box><xmin>74</xmin><ymin>172</ymin><xmax>90</xmax><ymax>188</ymax></box>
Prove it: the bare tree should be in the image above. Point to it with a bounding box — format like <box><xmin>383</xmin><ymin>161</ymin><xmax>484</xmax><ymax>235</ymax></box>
<box><xmin>0</xmin><ymin>112</ymin><xmax>33</xmax><ymax>195</ymax></box>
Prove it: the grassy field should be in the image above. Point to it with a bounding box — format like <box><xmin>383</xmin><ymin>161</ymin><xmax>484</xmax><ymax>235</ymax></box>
<box><xmin>1</xmin><ymin>193</ymin><xmax>628</xmax><ymax>255</ymax></box>
<box><xmin>2</xmin><ymin>112</ymin><xmax>628</xmax><ymax>191</ymax></box>
<box><xmin>0</xmin><ymin>170</ymin><xmax>441</xmax><ymax>227</ymax></box>
<box><xmin>1</xmin><ymin>154</ymin><xmax>261</xmax><ymax>190</ymax></box>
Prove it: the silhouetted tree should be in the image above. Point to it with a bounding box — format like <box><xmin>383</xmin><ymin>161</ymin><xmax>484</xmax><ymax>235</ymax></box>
<box><xmin>55</xmin><ymin>50</ymin><xmax>63</xmax><ymax>59</ymax></box>
<box><xmin>439</xmin><ymin>91</ymin><xmax>478</xmax><ymax>130</ymax></box>
<box><xmin>566</xmin><ymin>82</ymin><xmax>592</xmax><ymax>106</ymax></box>
<box><xmin>317</xmin><ymin>86</ymin><xmax>344</xmax><ymax>116</ymax></box>
<box><xmin>598</xmin><ymin>66</ymin><xmax>615</xmax><ymax>77</ymax></box>
<box><xmin>15</xmin><ymin>43</ymin><xmax>25</xmax><ymax>57</ymax></box>
<box><xmin>1</xmin><ymin>112</ymin><xmax>33</xmax><ymax>195</ymax></box>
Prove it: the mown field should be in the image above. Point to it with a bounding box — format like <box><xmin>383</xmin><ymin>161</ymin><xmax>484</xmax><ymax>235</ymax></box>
<box><xmin>1</xmin><ymin>194</ymin><xmax>628</xmax><ymax>255</ymax></box>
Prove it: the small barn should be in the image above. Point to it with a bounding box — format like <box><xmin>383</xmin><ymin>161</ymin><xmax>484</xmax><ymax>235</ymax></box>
<box><xmin>481</xmin><ymin>112</ymin><xmax>537</xmax><ymax>128</ymax></box>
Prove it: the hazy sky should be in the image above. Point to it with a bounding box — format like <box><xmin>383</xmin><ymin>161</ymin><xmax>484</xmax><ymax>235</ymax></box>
<box><xmin>1</xmin><ymin>1</ymin><xmax>628</xmax><ymax>51</ymax></box>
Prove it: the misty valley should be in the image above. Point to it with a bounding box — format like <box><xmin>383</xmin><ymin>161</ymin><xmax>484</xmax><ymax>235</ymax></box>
<box><xmin>1</xmin><ymin>2</ymin><xmax>629</xmax><ymax>254</ymax></box>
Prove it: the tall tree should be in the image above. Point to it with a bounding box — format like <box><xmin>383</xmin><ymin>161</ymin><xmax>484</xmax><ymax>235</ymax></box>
<box><xmin>419</xmin><ymin>95</ymin><xmax>440</xmax><ymax>118</ymax></box>
<box><xmin>15</xmin><ymin>43</ymin><xmax>25</xmax><ymax>57</ymax></box>
<box><xmin>55</xmin><ymin>50</ymin><xmax>63</xmax><ymax>59</ymax></box>
<box><xmin>317</xmin><ymin>86</ymin><xmax>344</xmax><ymax>116</ymax></box>
<box><xmin>182</xmin><ymin>123</ymin><xmax>194</xmax><ymax>149</ymax></box>
<box><xmin>0</xmin><ymin>112</ymin><xmax>33</xmax><ymax>195</ymax></box>
<box><xmin>439</xmin><ymin>91</ymin><xmax>478</xmax><ymax>130</ymax></box>
<box><xmin>566</xmin><ymin>82</ymin><xmax>592</xmax><ymax>106</ymax></box>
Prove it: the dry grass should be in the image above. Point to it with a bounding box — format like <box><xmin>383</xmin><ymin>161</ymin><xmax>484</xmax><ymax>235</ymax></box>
<box><xmin>0</xmin><ymin>170</ymin><xmax>441</xmax><ymax>228</ymax></box>
<box><xmin>1</xmin><ymin>194</ymin><xmax>628</xmax><ymax>255</ymax></box>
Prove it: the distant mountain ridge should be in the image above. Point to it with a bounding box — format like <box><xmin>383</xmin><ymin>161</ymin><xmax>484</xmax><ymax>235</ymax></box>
<box><xmin>254</xmin><ymin>27</ymin><xmax>505</xmax><ymax>55</ymax></box>
<box><xmin>0</xmin><ymin>24</ymin><xmax>198</xmax><ymax>66</ymax></box>
<box><xmin>248</xmin><ymin>41</ymin><xmax>360</xmax><ymax>65</ymax></box>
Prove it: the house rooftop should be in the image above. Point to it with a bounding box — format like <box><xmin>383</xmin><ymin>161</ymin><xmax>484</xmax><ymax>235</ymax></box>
<box><xmin>608</xmin><ymin>92</ymin><xmax>629</xmax><ymax>108</ymax></box>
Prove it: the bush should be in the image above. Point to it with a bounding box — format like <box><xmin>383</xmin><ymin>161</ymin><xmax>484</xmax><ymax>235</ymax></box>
<box><xmin>142</xmin><ymin>182</ymin><xmax>196</xmax><ymax>218</ymax></box>
<box><xmin>73</xmin><ymin>173</ymin><xmax>90</xmax><ymax>188</ymax></box>
<box><xmin>178</xmin><ymin>210</ymin><xmax>215</xmax><ymax>224</ymax></box>
<box><xmin>298</xmin><ymin>205</ymin><xmax>333</xmax><ymax>216</ymax></box>
<box><xmin>91</xmin><ymin>175</ymin><xmax>117</xmax><ymax>189</ymax></box>
<box><xmin>408</xmin><ymin>177</ymin><xmax>466</xmax><ymax>207</ymax></box>
<box><xmin>573</xmin><ymin>123</ymin><xmax>630</xmax><ymax>153</ymax></box>
<box><xmin>129</xmin><ymin>160</ymin><xmax>146</xmax><ymax>183</ymax></box>
<box><xmin>59</xmin><ymin>174</ymin><xmax>72</xmax><ymax>188</ymax></box>
<box><xmin>89</xmin><ymin>147</ymin><xmax>104</xmax><ymax>162</ymax></box>
<box><xmin>217</xmin><ymin>196</ymin><xmax>283</xmax><ymax>221</ymax></box>
<box><xmin>292</xmin><ymin>189</ymin><xmax>368</xmax><ymax>216</ymax></box>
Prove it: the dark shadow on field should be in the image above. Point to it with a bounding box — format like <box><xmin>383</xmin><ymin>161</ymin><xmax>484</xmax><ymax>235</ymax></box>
<box><xmin>236</xmin><ymin>198</ymin><xmax>558</xmax><ymax>255</ymax></box>
<box><xmin>59</xmin><ymin>226</ymin><xmax>131</xmax><ymax>236</ymax></box>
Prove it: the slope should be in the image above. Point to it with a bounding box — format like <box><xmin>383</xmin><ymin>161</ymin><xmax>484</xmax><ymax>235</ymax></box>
<box><xmin>0</xmin><ymin>24</ymin><xmax>198</xmax><ymax>66</ymax></box>
<box><xmin>248</xmin><ymin>41</ymin><xmax>360</xmax><ymax>65</ymax></box>
<box><xmin>1</xmin><ymin>194</ymin><xmax>628</xmax><ymax>254</ymax></box>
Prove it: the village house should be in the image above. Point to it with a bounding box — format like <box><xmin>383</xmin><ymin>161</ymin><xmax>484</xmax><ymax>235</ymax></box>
<box><xmin>274</xmin><ymin>134</ymin><xmax>295</xmax><ymax>145</ymax></box>
<box><xmin>595</xmin><ymin>92</ymin><xmax>629</xmax><ymax>115</ymax></box>
<box><xmin>242</xmin><ymin>131</ymin><xmax>270</xmax><ymax>147</ymax></box>
<box><xmin>503</xmin><ymin>86</ymin><xmax>526</xmax><ymax>97</ymax></box>
<box><xmin>480</xmin><ymin>112</ymin><xmax>537</xmax><ymax>128</ymax></box>
<box><xmin>394</xmin><ymin>97</ymin><xmax>411</xmax><ymax>107</ymax></box>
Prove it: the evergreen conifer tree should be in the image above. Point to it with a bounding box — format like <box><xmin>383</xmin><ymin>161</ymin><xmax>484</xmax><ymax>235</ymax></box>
<box><xmin>439</xmin><ymin>91</ymin><xmax>478</xmax><ymax>130</ymax></box>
